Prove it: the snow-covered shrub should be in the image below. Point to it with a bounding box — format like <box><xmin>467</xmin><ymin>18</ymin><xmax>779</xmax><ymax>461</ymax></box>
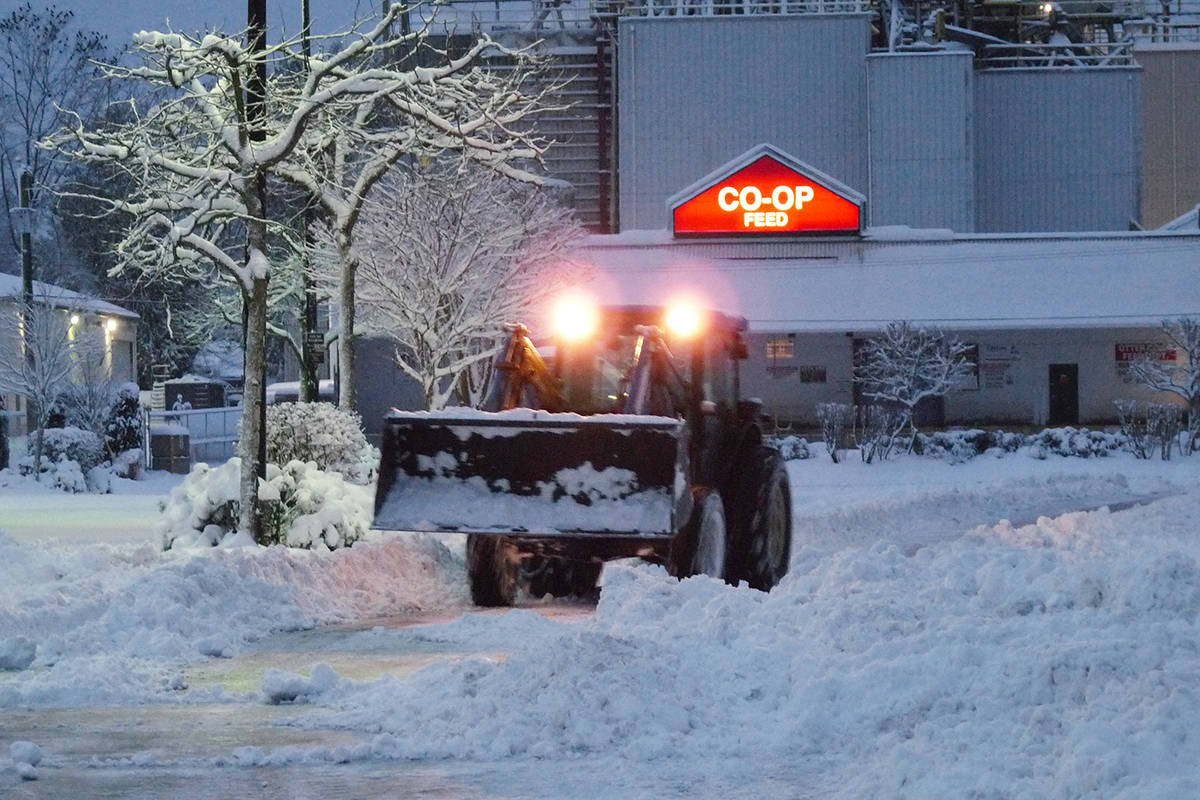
<box><xmin>914</xmin><ymin>429</ymin><xmax>991</xmax><ymax>463</ymax></box>
<box><xmin>104</xmin><ymin>383</ymin><xmax>143</xmax><ymax>458</ymax></box>
<box><xmin>854</xmin><ymin>404</ymin><xmax>904</xmax><ymax>464</ymax></box>
<box><xmin>913</xmin><ymin>429</ymin><xmax>1023</xmax><ymax>462</ymax></box>
<box><xmin>770</xmin><ymin>434</ymin><xmax>810</xmax><ymax>460</ymax></box>
<box><xmin>1027</xmin><ymin>427</ymin><xmax>1125</xmax><ymax>459</ymax></box>
<box><xmin>158</xmin><ymin>457</ymin><xmax>372</xmax><ymax>550</ymax></box>
<box><xmin>17</xmin><ymin>454</ymin><xmax>89</xmax><ymax>493</ymax></box>
<box><xmin>816</xmin><ymin>403</ymin><xmax>851</xmax><ymax>463</ymax></box>
<box><xmin>111</xmin><ymin>447</ymin><xmax>144</xmax><ymax>480</ymax></box>
<box><xmin>259</xmin><ymin>402</ymin><xmax>376</xmax><ymax>485</ymax></box>
<box><xmin>1114</xmin><ymin>399</ymin><xmax>1183</xmax><ymax>461</ymax></box>
<box><xmin>32</xmin><ymin>426</ymin><xmax>105</xmax><ymax>472</ymax></box>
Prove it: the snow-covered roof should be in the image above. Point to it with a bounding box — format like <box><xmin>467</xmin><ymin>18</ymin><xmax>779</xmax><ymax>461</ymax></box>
<box><xmin>1161</xmin><ymin>204</ymin><xmax>1199</xmax><ymax>232</ymax></box>
<box><xmin>0</xmin><ymin>273</ymin><xmax>139</xmax><ymax>320</ymax></box>
<box><xmin>581</xmin><ymin>229</ymin><xmax>1200</xmax><ymax>333</ymax></box>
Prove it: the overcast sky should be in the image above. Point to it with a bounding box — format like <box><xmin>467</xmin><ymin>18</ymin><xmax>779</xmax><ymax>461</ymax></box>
<box><xmin>0</xmin><ymin>1</ymin><xmax>389</xmax><ymax>49</ymax></box>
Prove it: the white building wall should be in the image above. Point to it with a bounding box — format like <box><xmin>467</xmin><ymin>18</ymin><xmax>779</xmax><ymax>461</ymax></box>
<box><xmin>743</xmin><ymin>325</ymin><xmax>1188</xmax><ymax>429</ymax></box>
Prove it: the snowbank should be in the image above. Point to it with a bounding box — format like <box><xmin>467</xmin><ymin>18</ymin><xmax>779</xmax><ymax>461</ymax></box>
<box><xmin>0</xmin><ymin>531</ymin><xmax>467</xmax><ymax>707</ymax></box>
<box><xmin>284</xmin><ymin>491</ymin><xmax>1200</xmax><ymax>798</ymax></box>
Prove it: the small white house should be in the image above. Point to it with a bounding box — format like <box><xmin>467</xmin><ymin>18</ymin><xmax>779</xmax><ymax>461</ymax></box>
<box><xmin>0</xmin><ymin>274</ymin><xmax>139</xmax><ymax>437</ymax></box>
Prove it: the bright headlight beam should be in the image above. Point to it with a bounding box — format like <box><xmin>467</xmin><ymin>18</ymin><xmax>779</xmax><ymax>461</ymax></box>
<box><xmin>553</xmin><ymin>295</ymin><xmax>599</xmax><ymax>341</ymax></box>
<box><xmin>665</xmin><ymin>304</ymin><xmax>702</xmax><ymax>338</ymax></box>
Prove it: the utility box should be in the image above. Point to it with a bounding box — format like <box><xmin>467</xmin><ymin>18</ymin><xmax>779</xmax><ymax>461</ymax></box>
<box><xmin>150</xmin><ymin>428</ymin><xmax>191</xmax><ymax>474</ymax></box>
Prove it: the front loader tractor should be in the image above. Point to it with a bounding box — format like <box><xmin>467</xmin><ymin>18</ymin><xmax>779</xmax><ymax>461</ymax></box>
<box><xmin>372</xmin><ymin>302</ymin><xmax>792</xmax><ymax>606</ymax></box>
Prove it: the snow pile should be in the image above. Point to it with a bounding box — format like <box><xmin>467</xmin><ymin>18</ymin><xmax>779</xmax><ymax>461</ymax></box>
<box><xmin>292</xmin><ymin>492</ymin><xmax>1200</xmax><ymax>797</ymax></box>
<box><xmin>157</xmin><ymin>458</ymin><xmax>373</xmax><ymax>550</ymax></box>
<box><xmin>9</xmin><ymin>740</ymin><xmax>42</xmax><ymax>781</ymax></box>
<box><xmin>0</xmin><ymin>636</ymin><xmax>36</xmax><ymax>671</ymax></box>
<box><xmin>0</xmin><ymin>530</ymin><xmax>467</xmax><ymax>707</ymax></box>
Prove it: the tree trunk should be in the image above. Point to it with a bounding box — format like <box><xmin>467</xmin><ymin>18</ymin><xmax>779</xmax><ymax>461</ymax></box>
<box><xmin>238</xmin><ymin>273</ymin><xmax>270</xmax><ymax>540</ymax></box>
<box><xmin>337</xmin><ymin>238</ymin><xmax>358</xmax><ymax>411</ymax></box>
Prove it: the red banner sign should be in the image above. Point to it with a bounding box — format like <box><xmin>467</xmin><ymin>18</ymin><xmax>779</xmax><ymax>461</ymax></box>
<box><xmin>1115</xmin><ymin>343</ymin><xmax>1178</xmax><ymax>363</ymax></box>
<box><xmin>672</xmin><ymin>154</ymin><xmax>861</xmax><ymax>236</ymax></box>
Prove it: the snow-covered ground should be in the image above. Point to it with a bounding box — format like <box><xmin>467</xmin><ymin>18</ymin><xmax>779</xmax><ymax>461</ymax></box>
<box><xmin>2</xmin><ymin>449</ymin><xmax>1200</xmax><ymax>797</ymax></box>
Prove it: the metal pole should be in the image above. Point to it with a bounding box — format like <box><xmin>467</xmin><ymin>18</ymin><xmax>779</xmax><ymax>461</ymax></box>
<box><xmin>20</xmin><ymin>170</ymin><xmax>32</xmax><ymax>309</ymax></box>
<box><xmin>19</xmin><ymin>170</ymin><xmax>34</xmax><ymax>441</ymax></box>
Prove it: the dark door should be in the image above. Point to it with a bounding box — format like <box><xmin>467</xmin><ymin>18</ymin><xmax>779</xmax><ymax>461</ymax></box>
<box><xmin>1048</xmin><ymin>364</ymin><xmax>1079</xmax><ymax>425</ymax></box>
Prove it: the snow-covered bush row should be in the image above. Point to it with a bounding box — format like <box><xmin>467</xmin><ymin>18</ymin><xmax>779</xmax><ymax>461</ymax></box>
<box><xmin>913</xmin><ymin>429</ymin><xmax>1023</xmax><ymax>463</ymax></box>
<box><xmin>815</xmin><ymin>426</ymin><xmax>1124</xmax><ymax>463</ymax></box>
<box><xmin>770</xmin><ymin>434</ymin><xmax>810</xmax><ymax>460</ymax></box>
<box><xmin>260</xmin><ymin>402</ymin><xmax>378</xmax><ymax>485</ymax></box>
<box><xmin>1028</xmin><ymin>426</ymin><xmax>1125</xmax><ymax>459</ymax></box>
<box><xmin>157</xmin><ymin>457</ymin><xmax>373</xmax><ymax>550</ymax></box>
<box><xmin>16</xmin><ymin>426</ymin><xmax>114</xmax><ymax>493</ymax></box>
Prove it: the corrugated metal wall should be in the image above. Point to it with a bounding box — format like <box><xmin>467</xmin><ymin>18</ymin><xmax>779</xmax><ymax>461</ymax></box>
<box><xmin>867</xmin><ymin>51</ymin><xmax>975</xmax><ymax>232</ymax></box>
<box><xmin>974</xmin><ymin>68</ymin><xmax>1141</xmax><ymax>233</ymax></box>
<box><xmin>1136</xmin><ymin>47</ymin><xmax>1200</xmax><ymax>229</ymax></box>
<box><xmin>617</xmin><ymin>15</ymin><xmax>872</xmax><ymax>231</ymax></box>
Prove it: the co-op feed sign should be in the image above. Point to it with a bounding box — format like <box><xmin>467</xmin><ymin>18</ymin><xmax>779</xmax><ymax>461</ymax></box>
<box><xmin>670</xmin><ymin>144</ymin><xmax>864</xmax><ymax>236</ymax></box>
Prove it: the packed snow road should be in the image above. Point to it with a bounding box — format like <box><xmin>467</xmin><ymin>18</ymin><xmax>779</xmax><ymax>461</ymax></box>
<box><xmin>3</xmin><ymin>452</ymin><xmax>1200</xmax><ymax>797</ymax></box>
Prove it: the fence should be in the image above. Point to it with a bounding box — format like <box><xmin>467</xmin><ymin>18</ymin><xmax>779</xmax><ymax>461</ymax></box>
<box><xmin>144</xmin><ymin>407</ymin><xmax>240</xmax><ymax>468</ymax></box>
<box><xmin>976</xmin><ymin>41</ymin><xmax>1136</xmax><ymax>69</ymax></box>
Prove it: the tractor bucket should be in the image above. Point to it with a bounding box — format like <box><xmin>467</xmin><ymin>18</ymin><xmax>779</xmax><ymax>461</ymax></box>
<box><xmin>373</xmin><ymin>409</ymin><xmax>688</xmax><ymax>537</ymax></box>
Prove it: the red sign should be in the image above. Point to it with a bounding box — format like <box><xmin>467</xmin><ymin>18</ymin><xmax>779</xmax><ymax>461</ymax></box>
<box><xmin>672</xmin><ymin>153</ymin><xmax>861</xmax><ymax>236</ymax></box>
<box><xmin>1115</xmin><ymin>343</ymin><xmax>1178</xmax><ymax>363</ymax></box>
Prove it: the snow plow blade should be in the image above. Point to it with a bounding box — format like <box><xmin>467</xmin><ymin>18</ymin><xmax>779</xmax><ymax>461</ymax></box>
<box><xmin>373</xmin><ymin>409</ymin><xmax>687</xmax><ymax>537</ymax></box>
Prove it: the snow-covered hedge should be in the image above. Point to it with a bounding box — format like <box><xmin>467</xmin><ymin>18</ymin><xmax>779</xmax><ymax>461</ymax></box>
<box><xmin>31</xmin><ymin>426</ymin><xmax>105</xmax><ymax>472</ymax></box>
<box><xmin>914</xmin><ymin>429</ymin><xmax>1023</xmax><ymax>463</ymax></box>
<box><xmin>157</xmin><ymin>457</ymin><xmax>372</xmax><ymax>551</ymax></box>
<box><xmin>260</xmin><ymin>402</ymin><xmax>377</xmax><ymax>485</ymax></box>
<box><xmin>18</xmin><ymin>427</ymin><xmax>111</xmax><ymax>493</ymax></box>
<box><xmin>1028</xmin><ymin>427</ymin><xmax>1125</xmax><ymax>459</ymax></box>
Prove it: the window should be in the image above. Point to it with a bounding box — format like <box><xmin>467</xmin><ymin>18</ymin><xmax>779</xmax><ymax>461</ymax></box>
<box><xmin>766</xmin><ymin>337</ymin><xmax>794</xmax><ymax>359</ymax></box>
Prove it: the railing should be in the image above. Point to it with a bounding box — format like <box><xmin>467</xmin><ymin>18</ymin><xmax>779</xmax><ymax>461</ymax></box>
<box><xmin>1126</xmin><ymin>19</ymin><xmax>1200</xmax><ymax>44</ymax></box>
<box><xmin>623</xmin><ymin>0</ymin><xmax>869</xmax><ymax>16</ymax></box>
<box><xmin>425</xmin><ymin>0</ymin><xmax>868</xmax><ymax>32</ymax></box>
<box><xmin>977</xmin><ymin>40</ymin><xmax>1136</xmax><ymax>68</ymax></box>
<box><xmin>145</xmin><ymin>406</ymin><xmax>240</xmax><ymax>467</ymax></box>
<box><xmin>1005</xmin><ymin>0</ymin><xmax>1149</xmax><ymax>17</ymax></box>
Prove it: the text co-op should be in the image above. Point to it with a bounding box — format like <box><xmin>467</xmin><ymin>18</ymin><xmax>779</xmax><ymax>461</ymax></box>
<box><xmin>717</xmin><ymin>184</ymin><xmax>816</xmax><ymax>228</ymax></box>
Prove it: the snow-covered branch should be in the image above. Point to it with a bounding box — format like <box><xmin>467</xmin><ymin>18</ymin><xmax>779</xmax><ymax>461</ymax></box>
<box><xmin>345</xmin><ymin>161</ymin><xmax>587</xmax><ymax>409</ymax></box>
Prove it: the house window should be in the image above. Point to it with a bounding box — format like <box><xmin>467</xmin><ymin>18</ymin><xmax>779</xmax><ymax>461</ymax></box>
<box><xmin>766</xmin><ymin>337</ymin><xmax>794</xmax><ymax>359</ymax></box>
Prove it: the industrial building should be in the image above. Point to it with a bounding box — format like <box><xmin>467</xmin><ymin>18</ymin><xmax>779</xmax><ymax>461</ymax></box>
<box><xmin>347</xmin><ymin>0</ymin><xmax>1200</xmax><ymax>433</ymax></box>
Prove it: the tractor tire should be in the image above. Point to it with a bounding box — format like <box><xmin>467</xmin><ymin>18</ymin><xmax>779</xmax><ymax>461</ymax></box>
<box><xmin>727</xmin><ymin>446</ymin><xmax>792</xmax><ymax>591</ymax></box>
<box><xmin>466</xmin><ymin>534</ymin><xmax>520</xmax><ymax>607</ymax></box>
<box><xmin>528</xmin><ymin>558</ymin><xmax>602</xmax><ymax>601</ymax></box>
<box><xmin>668</xmin><ymin>488</ymin><xmax>728</xmax><ymax>580</ymax></box>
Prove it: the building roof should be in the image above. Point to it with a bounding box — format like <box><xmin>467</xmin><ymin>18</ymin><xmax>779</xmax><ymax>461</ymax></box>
<box><xmin>0</xmin><ymin>273</ymin><xmax>139</xmax><ymax>320</ymax></box>
<box><xmin>581</xmin><ymin>228</ymin><xmax>1200</xmax><ymax>333</ymax></box>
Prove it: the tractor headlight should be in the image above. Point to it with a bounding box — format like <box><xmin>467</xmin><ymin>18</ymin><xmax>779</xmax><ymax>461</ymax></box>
<box><xmin>665</xmin><ymin>303</ymin><xmax>703</xmax><ymax>338</ymax></box>
<box><xmin>553</xmin><ymin>293</ymin><xmax>599</xmax><ymax>342</ymax></box>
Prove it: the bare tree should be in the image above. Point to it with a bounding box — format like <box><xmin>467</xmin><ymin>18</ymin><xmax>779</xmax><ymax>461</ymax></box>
<box><xmin>348</xmin><ymin>161</ymin><xmax>586</xmax><ymax>410</ymax></box>
<box><xmin>0</xmin><ymin>4</ymin><xmax>110</xmax><ymax>266</ymax></box>
<box><xmin>45</xmin><ymin>10</ymin><xmax>471</xmax><ymax>538</ymax></box>
<box><xmin>275</xmin><ymin>14</ymin><xmax>564</xmax><ymax>411</ymax></box>
<box><xmin>854</xmin><ymin>321</ymin><xmax>975</xmax><ymax>449</ymax></box>
<box><xmin>1127</xmin><ymin>317</ymin><xmax>1200</xmax><ymax>452</ymax></box>
<box><xmin>0</xmin><ymin>293</ymin><xmax>101</xmax><ymax>477</ymax></box>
